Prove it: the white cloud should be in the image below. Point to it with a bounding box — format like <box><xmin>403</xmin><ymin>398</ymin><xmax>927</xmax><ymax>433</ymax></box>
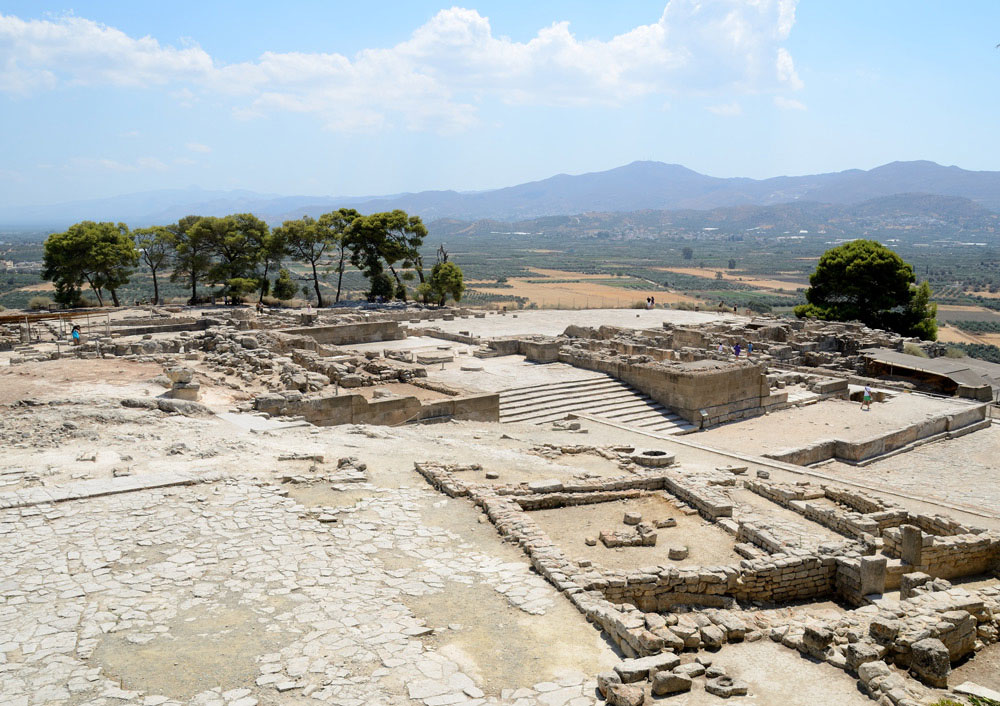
<box><xmin>0</xmin><ymin>13</ymin><xmax>212</xmax><ymax>93</ymax></box>
<box><xmin>774</xmin><ymin>95</ymin><xmax>806</xmax><ymax>110</ymax></box>
<box><xmin>707</xmin><ymin>101</ymin><xmax>743</xmax><ymax>116</ymax></box>
<box><xmin>186</xmin><ymin>142</ymin><xmax>211</xmax><ymax>153</ymax></box>
<box><xmin>0</xmin><ymin>2</ymin><xmax>803</xmax><ymax>131</ymax></box>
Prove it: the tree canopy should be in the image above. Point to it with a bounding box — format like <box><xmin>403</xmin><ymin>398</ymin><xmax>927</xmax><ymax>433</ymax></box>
<box><xmin>38</xmin><ymin>207</ymin><xmax>462</xmax><ymax>309</ymax></box>
<box><xmin>422</xmin><ymin>261</ymin><xmax>465</xmax><ymax>306</ymax></box>
<box><xmin>43</xmin><ymin>221</ymin><xmax>138</xmax><ymax>306</ymax></box>
<box><xmin>133</xmin><ymin>226</ymin><xmax>173</xmax><ymax>304</ymax></box>
<box><xmin>347</xmin><ymin>210</ymin><xmax>427</xmax><ymax>301</ymax></box>
<box><xmin>168</xmin><ymin>215</ymin><xmax>211</xmax><ymax>304</ymax></box>
<box><xmin>795</xmin><ymin>239</ymin><xmax>937</xmax><ymax>340</ymax></box>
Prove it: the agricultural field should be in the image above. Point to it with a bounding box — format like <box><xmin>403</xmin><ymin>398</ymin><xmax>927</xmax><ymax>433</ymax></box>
<box><xmin>5</xmin><ymin>226</ymin><xmax>1000</xmax><ymax>320</ymax></box>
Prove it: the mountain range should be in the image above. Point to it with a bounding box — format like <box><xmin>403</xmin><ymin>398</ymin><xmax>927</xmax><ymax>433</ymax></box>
<box><xmin>431</xmin><ymin>193</ymin><xmax>1000</xmax><ymax>242</ymax></box>
<box><xmin>4</xmin><ymin>160</ymin><xmax>1000</xmax><ymax>228</ymax></box>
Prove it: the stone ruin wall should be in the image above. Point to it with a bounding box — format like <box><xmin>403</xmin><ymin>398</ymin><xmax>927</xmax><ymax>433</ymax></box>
<box><xmin>554</xmin><ymin>343</ymin><xmax>778</xmax><ymax>426</ymax></box>
<box><xmin>278</xmin><ymin>320</ymin><xmax>404</xmax><ymax>346</ymax></box>
<box><xmin>763</xmin><ymin>404</ymin><xmax>990</xmax><ymax>465</ymax></box>
<box><xmin>253</xmin><ymin>388</ymin><xmax>499</xmax><ymax>426</ymax></box>
<box><xmin>413</xmin><ymin>457</ymin><xmax>1000</xmax><ymax>700</ymax></box>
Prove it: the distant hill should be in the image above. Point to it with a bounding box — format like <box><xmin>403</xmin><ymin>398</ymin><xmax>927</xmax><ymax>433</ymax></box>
<box><xmin>4</xmin><ymin>160</ymin><xmax>1000</xmax><ymax>228</ymax></box>
<box><xmin>427</xmin><ymin>194</ymin><xmax>1000</xmax><ymax>242</ymax></box>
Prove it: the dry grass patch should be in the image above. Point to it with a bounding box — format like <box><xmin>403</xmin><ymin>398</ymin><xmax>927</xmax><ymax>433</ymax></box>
<box><xmin>652</xmin><ymin>266</ymin><xmax>807</xmax><ymax>292</ymax></box>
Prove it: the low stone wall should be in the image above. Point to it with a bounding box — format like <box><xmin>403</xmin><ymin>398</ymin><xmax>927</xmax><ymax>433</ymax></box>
<box><xmin>411</xmin><ymin>327</ymin><xmax>480</xmax><ymax>344</ymax></box>
<box><xmin>777</xmin><ymin>584</ymin><xmax>1000</xmax><ymax>694</ymax></box>
<box><xmin>745</xmin><ymin>481</ymin><xmax>887</xmax><ymax>541</ymax></box>
<box><xmin>110</xmin><ymin>319</ymin><xmax>208</xmax><ymax>336</ymax></box>
<box><xmin>883</xmin><ymin>524</ymin><xmax>1000</xmax><ymax>580</ymax></box>
<box><xmin>662</xmin><ymin>476</ymin><xmax>733</xmax><ymax>520</ymax></box>
<box><xmin>764</xmin><ymin>404</ymin><xmax>989</xmax><ymax>465</ymax></box>
<box><xmin>280</xmin><ymin>320</ymin><xmax>403</xmax><ymax>345</ymax></box>
<box><xmin>254</xmin><ymin>390</ymin><xmax>498</xmax><ymax>426</ymax></box>
<box><xmin>747</xmin><ymin>480</ymin><xmax>1000</xmax><ymax>584</ymax></box>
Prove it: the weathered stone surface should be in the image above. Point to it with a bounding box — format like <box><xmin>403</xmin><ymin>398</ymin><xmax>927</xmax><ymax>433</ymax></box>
<box><xmin>652</xmin><ymin>671</ymin><xmax>693</xmax><ymax>695</ymax></box>
<box><xmin>166</xmin><ymin>367</ymin><xmax>194</xmax><ymax>384</ymax></box>
<box><xmin>597</xmin><ymin>670</ymin><xmax>622</xmax><ymax>698</ymax></box>
<box><xmin>615</xmin><ymin>653</ymin><xmax>681</xmax><ymax>682</ymax></box>
<box><xmin>705</xmin><ymin>676</ymin><xmax>749</xmax><ymax>698</ymax></box>
<box><xmin>674</xmin><ymin>662</ymin><xmax>705</xmax><ymax>678</ymax></box>
<box><xmin>857</xmin><ymin>660</ymin><xmax>891</xmax><ymax>685</ymax></box>
<box><xmin>803</xmin><ymin>624</ymin><xmax>833</xmax><ymax>652</ymax></box>
<box><xmin>910</xmin><ymin>638</ymin><xmax>950</xmax><ymax>688</ymax></box>
<box><xmin>700</xmin><ymin>625</ymin><xmax>726</xmax><ymax>648</ymax></box>
<box><xmin>605</xmin><ymin>683</ymin><xmax>645</xmax><ymax>706</ymax></box>
<box><xmin>846</xmin><ymin>640</ymin><xmax>885</xmax><ymax>670</ymax></box>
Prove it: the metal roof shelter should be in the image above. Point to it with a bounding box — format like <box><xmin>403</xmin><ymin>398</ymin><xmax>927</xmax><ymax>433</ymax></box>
<box><xmin>860</xmin><ymin>348</ymin><xmax>1000</xmax><ymax>402</ymax></box>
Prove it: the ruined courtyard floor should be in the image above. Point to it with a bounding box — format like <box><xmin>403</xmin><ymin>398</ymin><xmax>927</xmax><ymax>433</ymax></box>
<box><xmin>693</xmin><ymin>395</ymin><xmax>980</xmax><ymax>459</ymax></box>
<box><xmin>1</xmin><ymin>350</ymin><xmax>999</xmax><ymax>706</ymax></box>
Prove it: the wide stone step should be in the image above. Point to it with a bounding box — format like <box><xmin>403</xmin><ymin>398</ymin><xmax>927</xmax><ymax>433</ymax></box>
<box><xmin>500</xmin><ymin>393</ymin><xmax>668</xmax><ymax>422</ymax></box>
<box><xmin>499</xmin><ymin>379</ymin><xmax>627</xmax><ymax>403</ymax></box>
<box><xmin>499</xmin><ymin>375</ymin><xmax>608</xmax><ymax>396</ymax></box>
<box><xmin>499</xmin><ymin>387</ymin><xmax>651</xmax><ymax>419</ymax></box>
<box><xmin>498</xmin><ymin>371</ymin><xmax>694</xmax><ymax>435</ymax></box>
<box><xmin>500</xmin><ymin>387</ymin><xmax>649</xmax><ymax>414</ymax></box>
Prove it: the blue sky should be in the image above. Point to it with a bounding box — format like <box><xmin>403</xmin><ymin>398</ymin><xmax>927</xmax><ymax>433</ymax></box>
<box><xmin>1</xmin><ymin>1</ymin><xmax>999</xmax><ymax>207</ymax></box>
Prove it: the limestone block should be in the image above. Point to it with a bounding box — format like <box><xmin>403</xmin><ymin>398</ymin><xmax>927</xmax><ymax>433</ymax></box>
<box><xmin>860</xmin><ymin>555</ymin><xmax>887</xmax><ymax>596</ymax></box>
<box><xmin>700</xmin><ymin>625</ymin><xmax>725</xmax><ymax>648</ymax></box>
<box><xmin>900</xmin><ymin>525</ymin><xmax>924</xmax><ymax>566</ymax></box>
<box><xmin>614</xmin><ymin>653</ymin><xmax>681</xmax><ymax>682</ymax></box>
<box><xmin>705</xmin><ymin>676</ymin><xmax>749</xmax><ymax>698</ymax></box>
<box><xmin>528</xmin><ymin>479</ymin><xmax>563</xmax><ymax>493</ymax></box>
<box><xmin>339</xmin><ymin>374</ymin><xmax>364</xmax><ymax>388</ymax></box>
<box><xmin>597</xmin><ymin>671</ymin><xmax>621</xmax><ymax>698</ymax></box>
<box><xmin>166</xmin><ymin>367</ymin><xmax>194</xmax><ymax>384</ymax></box>
<box><xmin>899</xmin><ymin>572</ymin><xmax>932</xmax><ymax>599</ymax></box>
<box><xmin>869</xmin><ymin>617</ymin><xmax>900</xmax><ymax>645</ymax></box>
<box><xmin>652</xmin><ymin>671</ymin><xmax>692</xmax><ymax>695</ymax></box>
<box><xmin>909</xmin><ymin>638</ymin><xmax>950</xmax><ymax>688</ymax></box>
<box><xmin>803</xmin><ymin>625</ymin><xmax>833</xmax><ymax>653</ymax></box>
<box><xmin>605</xmin><ymin>684</ymin><xmax>644</xmax><ymax>706</ymax></box>
<box><xmin>857</xmin><ymin>660</ymin><xmax>891</xmax><ymax>686</ymax></box>
<box><xmin>846</xmin><ymin>640</ymin><xmax>885</xmax><ymax>671</ymax></box>
<box><xmin>674</xmin><ymin>663</ymin><xmax>705</xmax><ymax>678</ymax></box>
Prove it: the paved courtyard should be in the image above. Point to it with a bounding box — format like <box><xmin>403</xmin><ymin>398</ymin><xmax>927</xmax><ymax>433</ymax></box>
<box><xmin>0</xmin><ymin>476</ymin><xmax>615</xmax><ymax>706</ymax></box>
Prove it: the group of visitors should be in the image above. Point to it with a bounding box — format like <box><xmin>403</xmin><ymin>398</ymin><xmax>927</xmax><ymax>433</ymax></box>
<box><xmin>645</xmin><ymin>296</ymin><xmax>656</xmax><ymax>309</ymax></box>
<box><xmin>716</xmin><ymin>341</ymin><xmax>753</xmax><ymax>358</ymax></box>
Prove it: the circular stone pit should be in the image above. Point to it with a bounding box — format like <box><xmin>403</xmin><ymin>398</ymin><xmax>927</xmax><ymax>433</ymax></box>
<box><xmin>630</xmin><ymin>449</ymin><xmax>676</xmax><ymax>468</ymax></box>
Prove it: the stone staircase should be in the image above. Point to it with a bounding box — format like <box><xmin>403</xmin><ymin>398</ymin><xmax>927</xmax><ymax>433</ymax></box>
<box><xmin>498</xmin><ymin>374</ymin><xmax>696</xmax><ymax>435</ymax></box>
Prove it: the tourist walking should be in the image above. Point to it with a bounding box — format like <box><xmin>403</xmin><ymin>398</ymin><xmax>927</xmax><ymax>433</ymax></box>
<box><xmin>861</xmin><ymin>385</ymin><xmax>872</xmax><ymax>411</ymax></box>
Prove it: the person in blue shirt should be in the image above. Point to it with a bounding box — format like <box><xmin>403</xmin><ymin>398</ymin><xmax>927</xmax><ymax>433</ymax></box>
<box><xmin>71</xmin><ymin>325</ymin><xmax>81</xmax><ymax>345</ymax></box>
